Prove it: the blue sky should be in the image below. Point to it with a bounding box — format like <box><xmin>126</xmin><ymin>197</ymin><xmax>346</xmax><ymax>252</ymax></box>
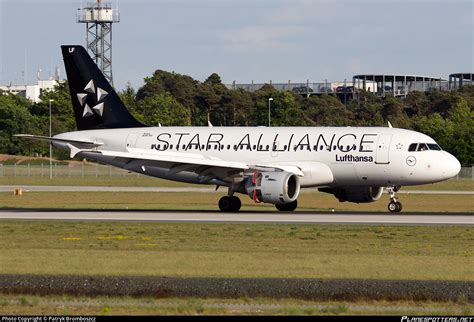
<box><xmin>0</xmin><ymin>0</ymin><xmax>472</xmax><ymax>91</ymax></box>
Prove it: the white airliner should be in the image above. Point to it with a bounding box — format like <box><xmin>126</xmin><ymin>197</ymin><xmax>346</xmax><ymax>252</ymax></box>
<box><xmin>16</xmin><ymin>46</ymin><xmax>461</xmax><ymax>212</ymax></box>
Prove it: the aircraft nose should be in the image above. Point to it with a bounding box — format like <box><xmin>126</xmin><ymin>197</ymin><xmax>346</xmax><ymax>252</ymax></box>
<box><xmin>443</xmin><ymin>152</ymin><xmax>461</xmax><ymax>179</ymax></box>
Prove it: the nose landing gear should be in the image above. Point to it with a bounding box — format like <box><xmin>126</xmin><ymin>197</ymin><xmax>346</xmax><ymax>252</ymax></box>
<box><xmin>387</xmin><ymin>186</ymin><xmax>402</xmax><ymax>213</ymax></box>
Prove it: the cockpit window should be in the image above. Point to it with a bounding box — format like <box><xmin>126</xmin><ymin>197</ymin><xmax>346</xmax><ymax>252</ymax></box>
<box><xmin>409</xmin><ymin>143</ymin><xmax>442</xmax><ymax>152</ymax></box>
<box><xmin>417</xmin><ymin>143</ymin><xmax>428</xmax><ymax>151</ymax></box>
<box><xmin>408</xmin><ymin>143</ymin><xmax>417</xmax><ymax>152</ymax></box>
<box><xmin>427</xmin><ymin>143</ymin><xmax>442</xmax><ymax>151</ymax></box>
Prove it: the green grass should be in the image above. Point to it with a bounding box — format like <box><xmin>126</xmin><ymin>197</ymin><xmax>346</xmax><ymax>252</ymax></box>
<box><xmin>0</xmin><ymin>175</ymin><xmax>472</xmax><ymax>190</ymax></box>
<box><xmin>13</xmin><ymin>159</ymin><xmax>69</xmax><ymax>166</ymax></box>
<box><xmin>403</xmin><ymin>179</ymin><xmax>473</xmax><ymax>191</ymax></box>
<box><xmin>1</xmin><ymin>191</ymin><xmax>473</xmax><ymax>212</ymax></box>
<box><xmin>0</xmin><ymin>176</ymin><xmax>202</xmax><ymax>187</ymax></box>
<box><xmin>0</xmin><ymin>159</ymin><xmax>68</xmax><ymax>166</ymax></box>
<box><xmin>0</xmin><ymin>158</ymin><xmax>20</xmax><ymax>166</ymax></box>
<box><xmin>0</xmin><ymin>221</ymin><xmax>472</xmax><ymax>281</ymax></box>
<box><xmin>0</xmin><ymin>294</ymin><xmax>471</xmax><ymax>315</ymax></box>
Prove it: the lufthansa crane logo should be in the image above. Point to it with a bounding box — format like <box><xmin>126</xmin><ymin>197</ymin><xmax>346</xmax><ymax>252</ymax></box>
<box><xmin>406</xmin><ymin>156</ymin><xmax>416</xmax><ymax>166</ymax></box>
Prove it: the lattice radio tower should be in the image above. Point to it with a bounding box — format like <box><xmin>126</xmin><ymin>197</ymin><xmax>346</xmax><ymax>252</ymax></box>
<box><xmin>77</xmin><ymin>0</ymin><xmax>120</xmax><ymax>85</ymax></box>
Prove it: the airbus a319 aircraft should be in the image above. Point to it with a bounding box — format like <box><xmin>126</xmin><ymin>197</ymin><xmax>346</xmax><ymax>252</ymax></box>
<box><xmin>17</xmin><ymin>46</ymin><xmax>461</xmax><ymax>213</ymax></box>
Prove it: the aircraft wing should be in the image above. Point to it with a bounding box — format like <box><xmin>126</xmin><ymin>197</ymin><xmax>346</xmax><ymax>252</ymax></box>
<box><xmin>95</xmin><ymin>148</ymin><xmax>249</xmax><ymax>184</ymax></box>
<box><xmin>100</xmin><ymin>148</ymin><xmax>248</xmax><ymax>170</ymax></box>
<box><xmin>94</xmin><ymin>148</ymin><xmax>304</xmax><ymax>184</ymax></box>
<box><xmin>16</xmin><ymin>135</ymin><xmax>304</xmax><ymax>184</ymax></box>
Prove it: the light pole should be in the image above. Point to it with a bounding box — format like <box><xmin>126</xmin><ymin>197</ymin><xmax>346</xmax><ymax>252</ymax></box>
<box><xmin>268</xmin><ymin>98</ymin><xmax>273</xmax><ymax>127</ymax></box>
<box><xmin>49</xmin><ymin>99</ymin><xmax>54</xmax><ymax>179</ymax></box>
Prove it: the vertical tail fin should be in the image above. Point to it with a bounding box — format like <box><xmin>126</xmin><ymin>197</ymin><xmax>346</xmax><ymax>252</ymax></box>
<box><xmin>61</xmin><ymin>45</ymin><xmax>144</xmax><ymax>130</ymax></box>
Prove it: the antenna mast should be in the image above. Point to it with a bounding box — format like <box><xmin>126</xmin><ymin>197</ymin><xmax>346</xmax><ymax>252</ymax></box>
<box><xmin>77</xmin><ymin>0</ymin><xmax>120</xmax><ymax>85</ymax></box>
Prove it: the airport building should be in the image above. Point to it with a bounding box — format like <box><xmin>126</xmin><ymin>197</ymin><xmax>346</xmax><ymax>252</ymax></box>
<box><xmin>226</xmin><ymin>72</ymin><xmax>472</xmax><ymax>99</ymax></box>
<box><xmin>0</xmin><ymin>79</ymin><xmax>60</xmax><ymax>103</ymax></box>
<box><xmin>449</xmin><ymin>73</ymin><xmax>474</xmax><ymax>90</ymax></box>
<box><xmin>0</xmin><ymin>72</ymin><xmax>471</xmax><ymax>104</ymax></box>
<box><xmin>226</xmin><ymin>79</ymin><xmax>376</xmax><ymax>96</ymax></box>
<box><xmin>352</xmin><ymin>74</ymin><xmax>447</xmax><ymax>98</ymax></box>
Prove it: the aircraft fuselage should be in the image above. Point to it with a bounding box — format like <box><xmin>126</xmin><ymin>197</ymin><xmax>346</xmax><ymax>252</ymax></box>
<box><xmin>54</xmin><ymin>126</ymin><xmax>461</xmax><ymax>188</ymax></box>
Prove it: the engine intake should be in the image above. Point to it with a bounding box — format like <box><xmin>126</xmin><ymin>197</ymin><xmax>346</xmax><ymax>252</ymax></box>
<box><xmin>319</xmin><ymin>186</ymin><xmax>383</xmax><ymax>203</ymax></box>
<box><xmin>245</xmin><ymin>171</ymin><xmax>300</xmax><ymax>205</ymax></box>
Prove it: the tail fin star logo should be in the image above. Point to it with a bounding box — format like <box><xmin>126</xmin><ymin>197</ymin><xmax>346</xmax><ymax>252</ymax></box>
<box><xmin>76</xmin><ymin>80</ymin><xmax>109</xmax><ymax>118</ymax></box>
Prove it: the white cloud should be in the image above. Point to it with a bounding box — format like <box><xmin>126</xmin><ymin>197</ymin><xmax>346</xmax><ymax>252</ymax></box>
<box><xmin>217</xmin><ymin>1</ymin><xmax>365</xmax><ymax>53</ymax></box>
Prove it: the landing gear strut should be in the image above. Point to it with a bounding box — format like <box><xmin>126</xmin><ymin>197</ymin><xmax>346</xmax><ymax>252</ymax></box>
<box><xmin>218</xmin><ymin>195</ymin><xmax>241</xmax><ymax>212</ymax></box>
<box><xmin>387</xmin><ymin>186</ymin><xmax>402</xmax><ymax>213</ymax></box>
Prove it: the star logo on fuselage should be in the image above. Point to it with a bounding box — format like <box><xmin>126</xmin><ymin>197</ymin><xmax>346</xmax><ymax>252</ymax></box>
<box><xmin>76</xmin><ymin>80</ymin><xmax>109</xmax><ymax>118</ymax></box>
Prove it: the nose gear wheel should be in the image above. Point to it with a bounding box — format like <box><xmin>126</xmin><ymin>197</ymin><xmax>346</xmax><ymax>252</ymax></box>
<box><xmin>387</xmin><ymin>186</ymin><xmax>402</xmax><ymax>213</ymax></box>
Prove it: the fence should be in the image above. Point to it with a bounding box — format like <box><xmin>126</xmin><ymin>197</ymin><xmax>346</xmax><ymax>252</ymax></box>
<box><xmin>457</xmin><ymin>166</ymin><xmax>473</xmax><ymax>180</ymax></box>
<box><xmin>0</xmin><ymin>163</ymin><xmax>140</xmax><ymax>178</ymax></box>
<box><xmin>0</xmin><ymin>163</ymin><xmax>472</xmax><ymax>180</ymax></box>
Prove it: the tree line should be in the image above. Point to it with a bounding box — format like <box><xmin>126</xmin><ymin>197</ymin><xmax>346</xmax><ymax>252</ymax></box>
<box><xmin>0</xmin><ymin>70</ymin><xmax>472</xmax><ymax>165</ymax></box>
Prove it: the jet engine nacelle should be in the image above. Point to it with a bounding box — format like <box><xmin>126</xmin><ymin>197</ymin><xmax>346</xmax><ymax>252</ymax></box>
<box><xmin>245</xmin><ymin>171</ymin><xmax>300</xmax><ymax>205</ymax></box>
<box><xmin>319</xmin><ymin>186</ymin><xmax>383</xmax><ymax>203</ymax></box>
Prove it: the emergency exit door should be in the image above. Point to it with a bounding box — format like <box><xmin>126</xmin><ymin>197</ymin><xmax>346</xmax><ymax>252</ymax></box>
<box><xmin>375</xmin><ymin>134</ymin><xmax>392</xmax><ymax>164</ymax></box>
<box><xmin>126</xmin><ymin>133</ymin><xmax>139</xmax><ymax>150</ymax></box>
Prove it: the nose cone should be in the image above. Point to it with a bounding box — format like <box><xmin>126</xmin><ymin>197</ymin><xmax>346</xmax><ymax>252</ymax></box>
<box><xmin>443</xmin><ymin>152</ymin><xmax>461</xmax><ymax>179</ymax></box>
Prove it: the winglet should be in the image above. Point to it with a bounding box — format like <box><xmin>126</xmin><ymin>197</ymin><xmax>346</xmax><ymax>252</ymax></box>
<box><xmin>387</xmin><ymin>121</ymin><xmax>393</xmax><ymax>128</ymax></box>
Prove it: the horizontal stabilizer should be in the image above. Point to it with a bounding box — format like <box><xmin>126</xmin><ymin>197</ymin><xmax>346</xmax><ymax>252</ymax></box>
<box><xmin>15</xmin><ymin>134</ymin><xmax>102</xmax><ymax>147</ymax></box>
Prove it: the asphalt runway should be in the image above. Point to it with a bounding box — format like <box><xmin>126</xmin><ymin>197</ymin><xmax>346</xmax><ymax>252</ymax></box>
<box><xmin>0</xmin><ymin>209</ymin><xmax>472</xmax><ymax>225</ymax></box>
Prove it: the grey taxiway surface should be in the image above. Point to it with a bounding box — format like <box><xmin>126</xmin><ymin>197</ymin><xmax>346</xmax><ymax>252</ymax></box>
<box><xmin>0</xmin><ymin>209</ymin><xmax>472</xmax><ymax>225</ymax></box>
<box><xmin>1</xmin><ymin>185</ymin><xmax>472</xmax><ymax>225</ymax></box>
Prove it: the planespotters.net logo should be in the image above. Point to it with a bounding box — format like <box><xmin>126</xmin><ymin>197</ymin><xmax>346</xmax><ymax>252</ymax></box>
<box><xmin>402</xmin><ymin>317</ymin><xmax>473</xmax><ymax>322</ymax></box>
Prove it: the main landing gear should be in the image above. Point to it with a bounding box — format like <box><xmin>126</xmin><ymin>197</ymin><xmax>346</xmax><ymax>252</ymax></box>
<box><xmin>218</xmin><ymin>195</ymin><xmax>299</xmax><ymax>212</ymax></box>
<box><xmin>275</xmin><ymin>200</ymin><xmax>298</xmax><ymax>212</ymax></box>
<box><xmin>387</xmin><ymin>186</ymin><xmax>402</xmax><ymax>213</ymax></box>
<box><xmin>218</xmin><ymin>195</ymin><xmax>241</xmax><ymax>212</ymax></box>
